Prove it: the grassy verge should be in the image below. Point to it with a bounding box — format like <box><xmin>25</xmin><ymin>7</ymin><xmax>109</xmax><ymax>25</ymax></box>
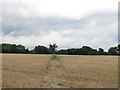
<box><xmin>50</xmin><ymin>54</ymin><xmax>60</xmax><ymax>61</ymax></box>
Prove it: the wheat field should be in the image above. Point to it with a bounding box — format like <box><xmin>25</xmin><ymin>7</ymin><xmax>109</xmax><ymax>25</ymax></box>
<box><xmin>2</xmin><ymin>54</ymin><xmax>118</xmax><ymax>88</ymax></box>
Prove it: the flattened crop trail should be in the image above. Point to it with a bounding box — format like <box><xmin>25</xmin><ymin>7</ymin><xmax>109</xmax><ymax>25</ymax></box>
<box><xmin>41</xmin><ymin>59</ymin><xmax>70</xmax><ymax>88</ymax></box>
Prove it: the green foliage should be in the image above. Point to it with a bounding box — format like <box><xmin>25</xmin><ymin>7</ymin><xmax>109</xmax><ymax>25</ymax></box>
<box><xmin>1</xmin><ymin>43</ymin><xmax>29</xmax><ymax>53</ymax></box>
<box><xmin>117</xmin><ymin>44</ymin><xmax>120</xmax><ymax>55</ymax></box>
<box><xmin>66</xmin><ymin>46</ymin><xmax>99</xmax><ymax>55</ymax></box>
<box><xmin>57</xmin><ymin>82</ymin><xmax>65</xmax><ymax>86</ymax></box>
<box><xmin>43</xmin><ymin>81</ymin><xmax>48</xmax><ymax>84</ymax></box>
<box><xmin>57</xmin><ymin>49</ymin><xmax>68</xmax><ymax>54</ymax></box>
<box><xmin>34</xmin><ymin>45</ymin><xmax>51</xmax><ymax>54</ymax></box>
<box><xmin>67</xmin><ymin>48</ymin><xmax>75</xmax><ymax>55</ymax></box>
<box><xmin>50</xmin><ymin>54</ymin><xmax>60</xmax><ymax>61</ymax></box>
<box><xmin>1</xmin><ymin>43</ymin><xmax>119</xmax><ymax>55</ymax></box>
<box><xmin>98</xmin><ymin>48</ymin><xmax>104</xmax><ymax>55</ymax></box>
<box><xmin>108</xmin><ymin>47</ymin><xmax>118</xmax><ymax>55</ymax></box>
<box><xmin>49</xmin><ymin>43</ymin><xmax>58</xmax><ymax>54</ymax></box>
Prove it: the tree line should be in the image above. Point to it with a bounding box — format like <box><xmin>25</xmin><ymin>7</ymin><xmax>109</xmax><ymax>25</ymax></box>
<box><xmin>0</xmin><ymin>43</ymin><xmax>120</xmax><ymax>55</ymax></box>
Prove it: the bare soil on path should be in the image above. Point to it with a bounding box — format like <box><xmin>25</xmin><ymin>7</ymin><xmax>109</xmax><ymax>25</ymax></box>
<box><xmin>41</xmin><ymin>59</ymin><xmax>70</xmax><ymax>88</ymax></box>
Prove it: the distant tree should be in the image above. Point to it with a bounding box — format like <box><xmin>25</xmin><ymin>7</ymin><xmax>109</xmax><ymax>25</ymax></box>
<box><xmin>2</xmin><ymin>43</ymin><xmax>11</xmax><ymax>53</ymax></box>
<box><xmin>49</xmin><ymin>43</ymin><xmax>58</xmax><ymax>54</ymax></box>
<box><xmin>67</xmin><ymin>48</ymin><xmax>76</xmax><ymax>55</ymax></box>
<box><xmin>1</xmin><ymin>43</ymin><xmax>28</xmax><ymax>53</ymax></box>
<box><xmin>25</xmin><ymin>48</ymin><xmax>29</xmax><ymax>53</ymax></box>
<box><xmin>98</xmin><ymin>48</ymin><xmax>104</xmax><ymax>55</ymax></box>
<box><xmin>108</xmin><ymin>47</ymin><xmax>118</xmax><ymax>55</ymax></box>
<box><xmin>30</xmin><ymin>50</ymin><xmax>34</xmax><ymax>54</ymax></box>
<box><xmin>0</xmin><ymin>44</ymin><xmax>2</xmax><ymax>53</ymax></box>
<box><xmin>34</xmin><ymin>45</ymin><xmax>51</xmax><ymax>54</ymax></box>
<box><xmin>16</xmin><ymin>44</ymin><xmax>26</xmax><ymax>53</ymax></box>
<box><xmin>104</xmin><ymin>52</ymin><xmax>109</xmax><ymax>55</ymax></box>
<box><xmin>74</xmin><ymin>48</ymin><xmax>82</xmax><ymax>55</ymax></box>
<box><xmin>90</xmin><ymin>49</ymin><xmax>98</xmax><ymax>55</ymax></box>
<box><xmin>66</xmin><ymin>46</ymin><xmax>98</xmax><ymax>55</ymax></box>
<box><xmin>57</xmin><ymin>49</ymin><xmax>68</xmax><ymax>54</ymax></box>
<box><xmin>82</xmin><ymin>46</ymin><xmax>93</xmax><ymax>55</ymax></box>
<box><xmin>117</xmin><ymin>44</ymin><xmax>120</xmax><ymax>55</ymax></box>
<box><xmin>1</xmin><ymin>43</ymin><xmax>120</xmax><ymax>55</ymax></box>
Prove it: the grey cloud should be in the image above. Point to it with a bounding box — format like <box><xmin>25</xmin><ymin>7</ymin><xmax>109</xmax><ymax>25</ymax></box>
<box><xmin>2</xmin><ymin>2</ymin><xmax>118</xmax><ymax>50</ymax></box>
<box><xmin>2</xmin><ymin>11</ymin><xmax>117</xmax><ymax>36</ymax></box>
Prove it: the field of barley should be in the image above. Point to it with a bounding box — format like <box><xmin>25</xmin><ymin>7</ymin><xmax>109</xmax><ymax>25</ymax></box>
<box><xmin>2</xmin><ymin>54</ymin><xmax>118</xmax><ymax>88</ymax></box>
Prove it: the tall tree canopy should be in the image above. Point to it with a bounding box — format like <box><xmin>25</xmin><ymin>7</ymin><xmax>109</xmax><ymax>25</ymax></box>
<box><xmin>108</xmin><ymin>47</ymin><xmax>118</xmax><ymax>55</ymax></box>
<box><xmin>34</xmin><ymin>45</ymin><xmax>51</xmax><ymax>54</ymax></box>
<box><xmin>117</xmin><ymin>44</ymin><xmax>120</xmax><ymax>55</ymax></box>
<box><xmin>49</xmin><ymin>43</ymin><xmax>58</xmax><ymax>53</ymax></box>
<box><xmin>1</xmin><ymin>43</ymin><xmax>28</xmax><ymax>53</ymax></box>
<box><xmin>1</xmin><ymin>43</ymin><xmax>119</xmax><ymax>55</ymax></box>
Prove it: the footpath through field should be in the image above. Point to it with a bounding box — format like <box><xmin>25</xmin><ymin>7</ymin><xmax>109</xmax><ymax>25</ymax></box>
<box><xmin>41</xmin><ymin>59</ymin><xmax>71</xmax><ymax>88</ymax></box>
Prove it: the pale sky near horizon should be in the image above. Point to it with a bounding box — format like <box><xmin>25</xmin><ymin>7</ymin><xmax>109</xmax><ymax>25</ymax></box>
<box><xmin>1</xmin><ymin>0</ymin><xmax>119</xmax><ymax>51</ymax></box>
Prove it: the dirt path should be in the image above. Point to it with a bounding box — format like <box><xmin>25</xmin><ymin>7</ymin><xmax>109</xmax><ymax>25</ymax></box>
<box><xmin>41</xmin><ymin>59</ymin><xmax>71</xmax><ymax>88</ymax></box>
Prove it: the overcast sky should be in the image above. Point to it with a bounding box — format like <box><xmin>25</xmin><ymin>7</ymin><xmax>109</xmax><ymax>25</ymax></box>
<box><xmin>1</xmin><ymin>0</ymin><xmax>119</xmax><ymax>51</ymax></box>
